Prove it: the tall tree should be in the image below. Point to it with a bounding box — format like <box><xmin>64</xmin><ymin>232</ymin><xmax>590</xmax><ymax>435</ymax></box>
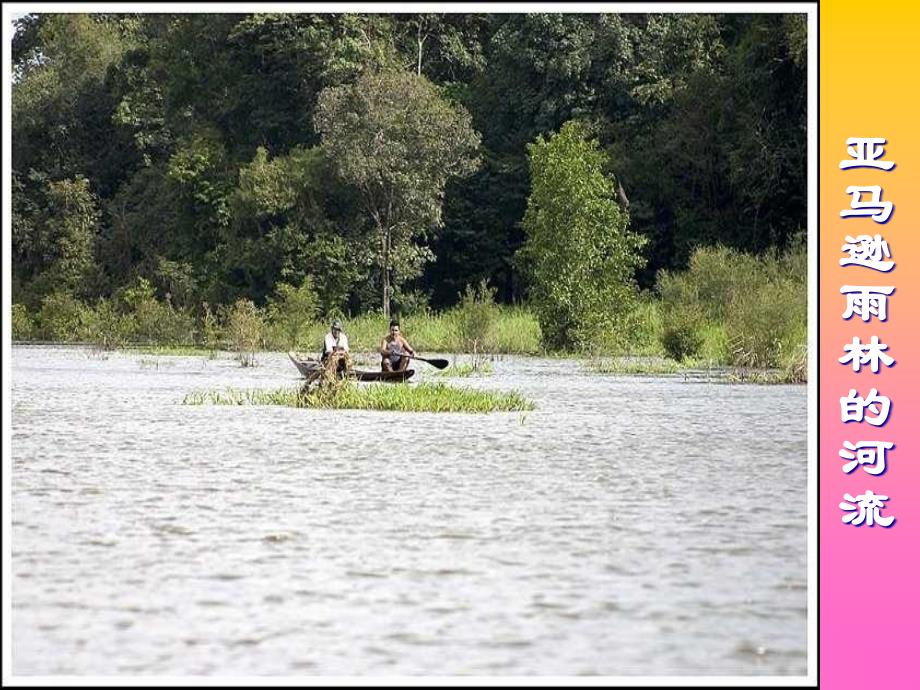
<box><xmin>520</xmin><ymin>121</ymin><xmax>646</xmax><ymax>350</ymax></box>
<box><xmin>314</xmin><ymin>70</ymin><xmax>480</xmax><ymax>316</ymax></box>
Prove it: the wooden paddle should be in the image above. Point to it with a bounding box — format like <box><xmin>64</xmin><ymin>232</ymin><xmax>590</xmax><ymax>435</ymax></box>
<box><xmin>403</xmin><ymin>353</ymin><xmax>449</xmax><ymax>369</ymax></box>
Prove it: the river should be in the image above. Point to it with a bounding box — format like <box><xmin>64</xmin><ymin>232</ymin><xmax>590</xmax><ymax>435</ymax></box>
<box><xmin>10</xmin><ymin>345</ymin><xmax>808</xmax><ymax>676</ymax></box>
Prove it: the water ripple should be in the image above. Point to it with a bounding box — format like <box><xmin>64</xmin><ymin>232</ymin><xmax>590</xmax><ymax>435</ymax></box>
<box><xmin>11</xmin><ymin>346</ymin><xmax>807</xmax><ymax>676</ymax></box>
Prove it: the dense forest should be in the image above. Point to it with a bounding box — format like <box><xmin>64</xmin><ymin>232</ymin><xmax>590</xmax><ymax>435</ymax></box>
<box><xmin>11</xmin><ymin>12</ymin><xmax>806</xmax><ymax>322</ymax></box>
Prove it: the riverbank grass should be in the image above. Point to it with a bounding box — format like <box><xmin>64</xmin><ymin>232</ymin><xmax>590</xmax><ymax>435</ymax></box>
<box><xmin>183</xmin><ymin>382</ymin><xmax>534</xmax><ymax>413</ymax></box>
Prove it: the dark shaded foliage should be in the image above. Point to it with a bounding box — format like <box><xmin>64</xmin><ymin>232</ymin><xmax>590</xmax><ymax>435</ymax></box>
<box><xmin>12</xmin><ymin>12</ymin><xmax>806</xmax><ymax>313</ymax></box>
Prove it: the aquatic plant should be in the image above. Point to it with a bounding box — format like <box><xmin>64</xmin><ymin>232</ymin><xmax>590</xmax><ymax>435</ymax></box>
<box><xmin>182</xmin><ymin>382</ymin><xmax>534</xmax><ymax>413</ymax></box>
<box><xmin>585</xmin><ymin>357</ymin><xmax>682</xmax><ymax>375</ymax></box>
<box><xmin>223</xmin><ymin>298</ymin><xmax>265</xmax><ymax>367</ymax></box>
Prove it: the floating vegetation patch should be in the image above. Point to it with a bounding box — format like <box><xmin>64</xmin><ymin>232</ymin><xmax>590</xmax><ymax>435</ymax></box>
<box><xmin>585</xmin><ymin>357</ymin><xmax>682</xmax><ymax>375</ymax></box>
<box><xmin>138</xmin><ymin>357</ymin><xmax>176</xmax><ymax>369</ymax></box>
<box><xmin>183</xmin><ymin>382</ymin><xmax>534</xmax><ymax>413</ymax></box>
<box><xmin>131</xmin><ymin>345</ymin><xmax>221</xmax><ymax>358</ymax></box>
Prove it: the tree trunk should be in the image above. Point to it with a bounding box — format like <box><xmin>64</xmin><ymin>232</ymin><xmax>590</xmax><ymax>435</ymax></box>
<box><xmin>381</xmin><ymin>227</ymin><xmax>391</xmax><ymax>318</ymax></box>
<box><xmin>416</xmin><ymin>23</ymin><xmax>425</xmax><ymax>76</ymax></box>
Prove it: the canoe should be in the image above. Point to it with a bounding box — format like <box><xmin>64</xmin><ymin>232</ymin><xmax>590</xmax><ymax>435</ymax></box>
<box><xmin>287</xmin><ymin>352</ymin><xmax>414</xmax><ymax>383</ymax></box>
<box><xmin>288</xmin><ymin>352</ymin><xmax>322</xmax><ymax>378</ymax></box>
<box><xmin>350</xmin><ymin>368</ymin><xmax>415</xmax><ymax>383</ymax></box>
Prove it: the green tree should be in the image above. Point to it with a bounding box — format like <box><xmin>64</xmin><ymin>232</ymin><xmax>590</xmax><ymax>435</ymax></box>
<box><xmin>391</xmin><ymin>14</ymin><xmax>491</xmax><ymax>81</ymax></box>
<box><xmin>314</xmin><ymin>69</ymin><xmax>481</xmax><ymax>317</ymax></box>
<box><xmin>45</xmin><ymin>177</ymin><xmax>99</xmax><ymax>294</ymax></box>
<box><xmin>519</xmin><ymin>121</ymin><xmax>646</xmax><ymax>350</ymax></box>
<box><xmin>228</xmin><ymin>145</ymin><xmax>368</xmax><ymax>311</ymax></box>
<box><xmin>11</xmin><ymin>12</ymin><xmax>806</xmax><ymax>318</ymax></box>
<box><xmin>12</xmin><ymin>14</ymin><xmax>141</xmax><ymax>194</ymax></box>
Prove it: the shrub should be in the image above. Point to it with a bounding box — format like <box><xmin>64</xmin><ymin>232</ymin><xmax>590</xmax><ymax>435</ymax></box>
<box><xmin>80</xmin><ymin>298</ymin><xmax>133</xmax><ymax>349</ymax></box>
<box><xmin>780</xmin><ymin>337</ymin><xmax>808</xmax><ymax>383</ymax></box>
<box><xmin>199</xmin><ymin>302</ymin><xmax>223</xmax><ymax>351</ymax></box>
<box><xmin>157</xmin><ymin>302</ymin><xmax>197</xmax><ymax>346</ymax></box>
<box><xmin>727</xmin><ymin>277</ymin><xmax>805</xmax><ymax>368</ymax></box>
<box><xmin>660</xmin><ymin>306</ymin><xmax>704</xmax><ymax>361</ymax></box>
<box><xmin>656</xmin><ymin>243</ymin><xmax>806</xmax><ymax>370</ymax></box>
<box><xmin>11</xmin><ymin>304</ymin><xmax>35</xmax><ymax>340</ymax></box>
<box><xmin>223</xmin><ymin>299</ymin><xmax>265</xmax><ymax>366</ymax></box>
<box><xmin>453</xmin><ymin>280</ymin><xmax>499</xmax><ymax>355</ymax></box>
<box><xmin>686</xmin><ymin>246</ymin><xmax>763</xmax><ymax>322</ymax></box>
<box><xmin>37</xmin><ymin>292</ymin><xmax>89</xmax><ymax>341</ymax></box>
<box><xmin>631</xmin><ymin>295</ymin><xmax>665</xmax><ymax>353</ymax></box>
<box><xmin>116</xmin><ymin>278</ymin><xmax>155</xmax><ymax>340</ymax></box>
<box><xmin>116</xmin><ymin>277</ymin><xmax>195</xmax><ymax>345</ymax></box>
<box><xmin>698</xmin><ymin>322</ymin><xmax>731</xmax><ymax>363</ymax></box>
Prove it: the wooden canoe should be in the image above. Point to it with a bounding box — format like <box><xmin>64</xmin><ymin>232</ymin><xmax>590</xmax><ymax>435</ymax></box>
<box><xmin>287</xmin><ymin>352</ymin><xmax>414</xmax><ymax>383</ymax></box>
<box><xmin>351</xmin><ymin>368</ymin><xmax>415</xmax><ymax>382</ymax></box>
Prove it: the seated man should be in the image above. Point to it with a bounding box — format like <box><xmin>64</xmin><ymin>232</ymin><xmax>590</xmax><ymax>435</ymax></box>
<box><xmin>379</xmin><ymin>320</ymin><xmax>415</xmax><ymax>372</ymax></box>
<box><xmin>321</xmin><ymin>319</ymin><xmax>350</xmax><ymax>375</ymax></box>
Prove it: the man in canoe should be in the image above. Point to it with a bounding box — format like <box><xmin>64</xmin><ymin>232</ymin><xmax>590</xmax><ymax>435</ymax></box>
<box><xmin>321</xmin><ymin>319</ymin><xmax>350</xmax><ymax>375</ymax></box>
<box><xmin>379</xmin><ymin>319</ymin><xmax>416</xmax><ymax>372</ymax></box>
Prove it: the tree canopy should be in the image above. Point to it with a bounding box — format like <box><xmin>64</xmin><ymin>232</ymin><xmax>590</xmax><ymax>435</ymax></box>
<box><xmin>11</xmin><ymin>12</ymin><xmax>807</xmax><ymax>315</ymax></box>
<box><xmin>314</xmin><ymin>70</ymin><xmax>480</xmax><ymax>316</ymax></box>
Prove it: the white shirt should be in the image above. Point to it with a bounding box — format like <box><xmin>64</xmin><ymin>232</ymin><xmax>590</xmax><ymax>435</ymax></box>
<box><xmin>323</xmin><ymin>331</ymin><xmax>349</xmax><ymax>354</ymax></box>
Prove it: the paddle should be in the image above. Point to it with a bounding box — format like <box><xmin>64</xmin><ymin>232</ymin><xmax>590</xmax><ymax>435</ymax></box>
<box><xmin>403</xmin><ymin>353</ymin><xmax>449</xmax><ymax>370</ymax></box>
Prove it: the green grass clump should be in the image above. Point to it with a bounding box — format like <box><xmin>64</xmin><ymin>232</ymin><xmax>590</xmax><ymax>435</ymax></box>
<box><xmin>130</xmin><ymin>345</ymin><xmax>220</xmax><ymax>357</ymax></box>
<box><xmin>585</xmin><ymin>357</ymin><xmax>681</xmax><ymax>375</ymax></box>
<box><xmin>697</xmin><ymin>322</ymin><xmax>731</xmax><ymax>363</ymax></box>
<box><xmin>485</xmin><ymin>305</ymin><xmax>542</xmax><ymax>354</ymax></box>
<box><xmin>138</xmin><ymin>357</ymin><xmax>176</xmax><ymax>369</ymax></box>
<box><xmin>183</xmin><ymin>382</ymin><xmax>534</xmax><ymax>413</ymax></box>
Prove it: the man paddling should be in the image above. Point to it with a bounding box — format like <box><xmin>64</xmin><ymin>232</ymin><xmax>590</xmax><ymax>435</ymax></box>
<box><xmin>379</xmin><ymin>320</ymin><xmax>415</xmax><ymax>372</ymax></box>
<box><xmin>321</xmin><ymin>319</ymin><xmax>350</xmax><ymax>375</ymax></box>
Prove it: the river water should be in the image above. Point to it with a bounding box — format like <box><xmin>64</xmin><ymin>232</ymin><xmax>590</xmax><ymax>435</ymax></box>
<box><xmin>10</xmin><ymin>345</ymin><xmax>808</xmax><ymax>677</ymax></box>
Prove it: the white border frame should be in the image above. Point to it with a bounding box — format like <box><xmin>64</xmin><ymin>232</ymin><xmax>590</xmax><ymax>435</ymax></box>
<box><xmin>2</xmin><ymin>3</ymin><xmax>819</xmax><ymax>686</ymax></box>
